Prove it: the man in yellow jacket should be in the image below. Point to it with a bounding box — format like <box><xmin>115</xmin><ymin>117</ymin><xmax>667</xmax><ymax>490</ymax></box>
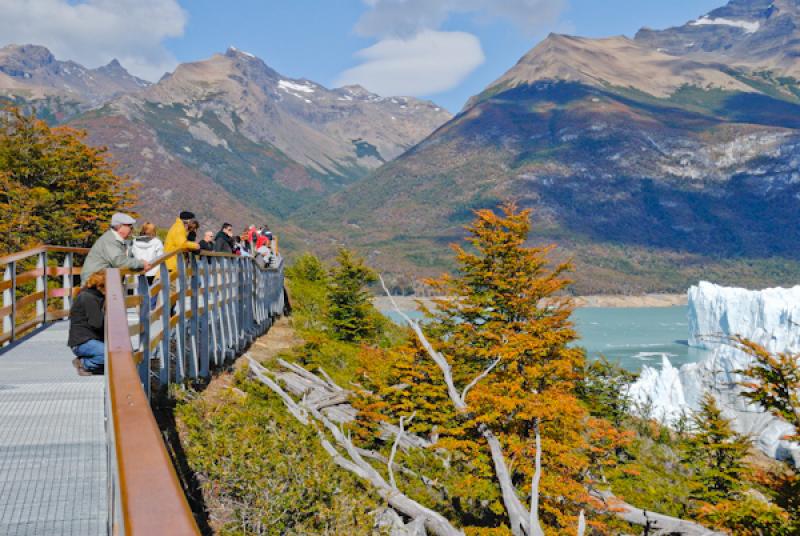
<box><xmin>164</xmin><ymin>211</ymin><xmax>200</xmax><ymax>272</ymax></box>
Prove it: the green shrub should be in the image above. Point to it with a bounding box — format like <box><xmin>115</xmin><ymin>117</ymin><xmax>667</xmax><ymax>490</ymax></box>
<box><xmin>176</xmin><ymin>374</ymin><xmax>382</xmax><ymax>535</ymax></box>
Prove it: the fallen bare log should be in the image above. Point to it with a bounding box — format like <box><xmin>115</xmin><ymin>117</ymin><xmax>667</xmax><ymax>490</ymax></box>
<box><xmin>247</xmin><ymin>356</ymin><xmax>464</xmax><ymax>536</ymax></box>
<box><xmin>591</xmin><ymin>490</ymin><xmax>725</xmax><ymax>536</ymax></box>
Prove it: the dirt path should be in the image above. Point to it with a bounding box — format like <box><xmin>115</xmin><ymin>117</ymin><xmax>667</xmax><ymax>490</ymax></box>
<box><xmin>197</xmin><ymin>317</ymin><xmax>302</xmax><ymax>403</ymax></box>
<box><xmin>243</xmin><ymin>317</ymin><xmax>303</xmax><ymax>366</ymax></box>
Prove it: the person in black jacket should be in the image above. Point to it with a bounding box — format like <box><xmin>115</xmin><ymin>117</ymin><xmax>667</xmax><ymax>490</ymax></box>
<box><xmin>68</xmin><ymin>271</ymin><xmax>106</xmax><ymax>376</ymax></box>
<box><xmin>213</xmin><ymin>222</ymin><xmax>235</xmax><ymax>254</ymax></box>
<box><xmin>198</xmin><ymin>231</ymin><xmax>215</xmax><ymax>251</ymax></box>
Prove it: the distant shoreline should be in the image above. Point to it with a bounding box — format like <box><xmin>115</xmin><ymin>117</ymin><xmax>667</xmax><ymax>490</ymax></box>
<box><xmin>373</xmin><ymin>293</ymin><xmax>687</xmax><ymax>312</ymax></box>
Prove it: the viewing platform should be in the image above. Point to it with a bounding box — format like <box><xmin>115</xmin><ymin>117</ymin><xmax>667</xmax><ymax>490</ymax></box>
<box><xmin>0</xmin><ymin>321</ymin><xmax>105</xmax><ymax>536</ymax></box>
<box><xmin>0</xmin><ymin>245</ymin><xmax>287</xmax><ymax>535</ymax></box>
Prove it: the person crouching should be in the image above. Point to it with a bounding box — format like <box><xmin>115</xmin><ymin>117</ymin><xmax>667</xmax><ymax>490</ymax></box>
<box><xmin>68</xmin><ymin>271</ymin><xmax>106</xmax><ymax>376</ymax></box>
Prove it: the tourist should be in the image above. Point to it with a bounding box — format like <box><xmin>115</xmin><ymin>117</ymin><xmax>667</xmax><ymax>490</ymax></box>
<box><xmin>68</xmin><ymin>271</ymin><xmax>107</xmax><ymax>376</ymax></box>
<box><xmin>199</xmin><ymin>231</ymin><xmax>215</xmax><ymax>251</ymax></box>
<box><xmin>132</xmin><ymin>222</ymin><xmax>164</xmax><ymax>283</ymax></box>
<box><xmin>132</xmin><ymin>222</ymin><xmax>164</xmax><ymax>309</ymax></box>
<box><xmin>255</xmin><ymin>225</ymin><xmax>271</xmax><ymax>250</ymax></box>
<box><xmin>164</xmin><ymin>210</ymin><xmax>200</xmax><ymax>273</ymax></box>
<box><xmin>80</xmin><ymin>212</ymin><xmax>150</xmax><ymax>285</ymax></box>
<box><xmin>235</xmin><ymin>236</ymin><xmax>249</xmax><ymax>257</ymax></box>
<box><xmin>186</xmin><ymin>219</ymin><xmax>200</xmax><ymax>242</ymax></box>
<box><xmin>254</xmin><ymin>245</ymin><xmax>270</xmax><ymax>269</ymax></box>
<box><xmin>214</xmin><ymin>223</ymin><xmax>235</xmax><ymax>254</ymax></box>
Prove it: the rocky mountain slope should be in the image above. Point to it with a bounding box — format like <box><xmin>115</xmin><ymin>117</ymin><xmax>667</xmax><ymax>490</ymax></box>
<box><xmin>82</xmin><ymin>48</ymin><xmax>449</xmax><ymax>226</ymax></box>
<box><xmin>0</xmin><ymin>45</ymin><xmax>451</xmax><ymax>228</ymax></box>
<box><xmin>295</xmin><ymin>0</ymin><xmax>800</xmax><ymax>294</ymax></box>
<box><xmin>636</xmin><ymin>0</ymin><xmax>800</xmax><ymax>77</ymax></box>
<box><xmin>0</xmin><ymin>44</ymin><xmax>149</xmax><ymax>120</ymax></box>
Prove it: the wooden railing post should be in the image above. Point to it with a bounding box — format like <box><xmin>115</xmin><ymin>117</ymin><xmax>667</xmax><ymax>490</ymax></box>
<box><xmin>198</xmin><ymin>257</ymin><xmax>211</xmax><ymax>378</ymax></box>
<box><xmin>247</xmin><ymin>259</ymin><xmax>253</xmax><ymax>333</ymax></box>
<box><xmin>212</xmin><ymin>259</ymin><xmax>225</xmax><ymax>365</ymax></box>
<box><xmin>36</xmin><ymin>251</ymin><xmax>47</xmax><ymax>325</ymax></box>
<box><xmin>235</xmin><ymin>259</ymin><xmax>244</xmax><ymax>345</ymax></box>
<box><xmin>62</xmin><ymin>252</ymin><xmax>74</xmax><ymax>312</ymax></box>
<box><xmin>188</xmin><ymin>255</ymin><xmax>200</xmax><ymax>379</ymax></box>
<box><xmin>137</xmin><ymin>275</ymin><xmax>151</xmax><ymax>400</ymax></box>
<box><xmin>2</xmin><ymin>262</ymin><xmax>14</xmax><ymax>344</ymax></box>
<box><xmin>175</xmin><ymin>254</ymin><xmax>187</xmax><ymax>383</ymax></box>
<box><xmin>221</xmin><ymin>257</ymin><xmax>234</xmax><ymax>361</ymax></box>
<box><xmin>228</xmin><ymin>258</ymin><xmax>238</xmax><ymax>352</ymax></box>
<box><xmin>159</xmin><ymin>263</ymin><xmax>171</xmax><ymax>386</ymax></box>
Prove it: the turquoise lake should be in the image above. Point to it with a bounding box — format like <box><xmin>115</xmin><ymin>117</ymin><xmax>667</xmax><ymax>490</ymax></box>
<box><xmin>380</xmin><ymin>305</ymin><xmax>705</xmax><ymax>372</ymax></box>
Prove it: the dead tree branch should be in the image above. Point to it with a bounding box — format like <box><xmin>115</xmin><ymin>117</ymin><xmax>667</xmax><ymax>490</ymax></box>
<box><xmin>248</xmin><ymin>357</ymin><xmax>463</xmax><ymax>536</ymax></box>
<box><xmin>389</xmin><ymin>411</ymin><xmax>416</xmax><ymax>490</ymax></box>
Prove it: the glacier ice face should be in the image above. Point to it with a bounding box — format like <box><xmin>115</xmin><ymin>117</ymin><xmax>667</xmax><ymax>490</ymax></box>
<box><xmin>628</xmin><ymin>281</ymin><xmax>800</xmax><ymax>463</ymax></box>
<box><xmin>688</xmin><ymin>281</ymin><xmax>800</xmax><ymax>352</ymax></box>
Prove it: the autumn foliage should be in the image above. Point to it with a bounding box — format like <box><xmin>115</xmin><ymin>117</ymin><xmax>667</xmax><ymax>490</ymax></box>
<box><xmin>0</xmin><ymin>106</ymin><xmax>136</xmax><ymax>254</ymax></box>
<box><xmin>356</xmin><ymin>203</ymin><xmax>625</xmax><ymax>534</ymax></box>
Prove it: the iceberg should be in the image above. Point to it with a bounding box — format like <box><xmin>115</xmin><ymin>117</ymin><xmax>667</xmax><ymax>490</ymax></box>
<box><xmin>628</xmin><ymin>281</ymin><xmax>800</xmax><ymax>463</ymax></box>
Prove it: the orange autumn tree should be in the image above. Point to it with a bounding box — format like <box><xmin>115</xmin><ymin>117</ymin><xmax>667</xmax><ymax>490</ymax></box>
<box><xmin>0</xmin><ymin>106</ymin><xmax>136</xmax><ymax>254</ymax></box>
<box><xmin>362</xmin><ymin>202</ymin><xmax>605</xmax><ymax>535</ymax></box>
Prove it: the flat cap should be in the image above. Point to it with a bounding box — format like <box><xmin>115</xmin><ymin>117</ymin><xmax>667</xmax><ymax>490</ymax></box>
<box><xmin>111</xmin><ymin>212</ymin><xmax>136</xmax><ymax>226</ymax></box>
<box><xmin>180</xmin><ymin>211</ymin><xmax>195</xmax><ymax>220</ymax></box>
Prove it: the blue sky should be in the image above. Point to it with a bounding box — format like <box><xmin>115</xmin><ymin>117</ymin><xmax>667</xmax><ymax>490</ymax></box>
<box><xmin>2</xmin><ymin>0</ymin><xmax>725</xmax><ymax>112</ymax></box>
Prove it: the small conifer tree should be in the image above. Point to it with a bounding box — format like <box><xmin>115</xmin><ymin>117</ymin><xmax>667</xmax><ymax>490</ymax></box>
<box><xmin>684</xmin><ymin>393</ymin><xmax>751</xmax><ymax>504</ymax></box>
<box><xmin>326</xmin><ymin>248</ymin><xmax>378</xmax><ymax>342</ymax></box>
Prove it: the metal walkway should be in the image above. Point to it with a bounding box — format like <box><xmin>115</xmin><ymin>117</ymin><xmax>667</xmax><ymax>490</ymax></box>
<box><xmin>0</xmin><ymin>321</ymin><xmax>106</xmax><ymax>536</ymax></box>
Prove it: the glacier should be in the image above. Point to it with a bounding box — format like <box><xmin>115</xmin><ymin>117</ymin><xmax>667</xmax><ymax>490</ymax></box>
<box><xmin>627</xmin><ymin>281</ymin><xmax>800</xmax><ymax>463</ymax></box>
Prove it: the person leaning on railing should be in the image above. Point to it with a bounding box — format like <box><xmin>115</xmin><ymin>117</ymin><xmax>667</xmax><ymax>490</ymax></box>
<box><xmin>68</xmin><ymin>270</ymin><xmax>107</xmax><ymax>376</ymax></box>
<box><xmin>164</xmin><ymin>211</ymin><xmax>200</xmax><ymax>273</ymax></box>
<box><xmin>80</xmin><ymin>213</ymin><xmax>152</xmax><ymax>286</ymax></box>
<box><xmin>213</xmin><ymin>223</ymin><xmax>235</xmax><ymax>254</ymax></box>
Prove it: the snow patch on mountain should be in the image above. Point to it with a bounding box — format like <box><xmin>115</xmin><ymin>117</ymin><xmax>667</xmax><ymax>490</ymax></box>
<box><xmin>628</xmin><ymin>281</ymin><xmax>800</xmax><ymax>464</ymax></box>
<box><xmin>689</xmin><ymin>16</ymin><xmax>760</xmax><ymax>34</ymax></box>
<box><xmin>278</xmin><ymin>80</ymin><xmax>315</xmax><ymax>94</ymax></box>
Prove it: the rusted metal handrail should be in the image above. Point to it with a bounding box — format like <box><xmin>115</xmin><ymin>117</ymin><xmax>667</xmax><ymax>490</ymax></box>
<box><xmin>1</xmin><ymin>245</ymin><xmax>89</xmax><ymax>345</ymax></box>
<box><xmin>105</xmin><ymin>268</ymin><xmax>200</xmax><ymax>535</ymax></box>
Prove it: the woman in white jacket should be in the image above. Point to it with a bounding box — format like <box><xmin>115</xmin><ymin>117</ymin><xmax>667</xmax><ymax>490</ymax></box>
<box><xmin>131</xmin><ymin>222</ymin><xmax>164</xmax><ymax>308</ymax></box>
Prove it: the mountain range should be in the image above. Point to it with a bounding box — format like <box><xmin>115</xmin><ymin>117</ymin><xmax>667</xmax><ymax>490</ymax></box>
<box><xmin>292</xmin><ymin>0</ymin><xmax>800</xmax><ymax>293</ymax></box>
<box><xmin>3</xmin><ymin>0</ymin><xmax>800</xmax><ymax>293</ymax></box>
<box><xmin>0</xmin><ymin>44</ymin><xmax>450</xmax><ymax>228</ymax></box>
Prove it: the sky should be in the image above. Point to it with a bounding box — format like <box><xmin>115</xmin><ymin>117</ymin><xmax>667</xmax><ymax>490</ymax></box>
<box><xmin>0</xmin><ymin>0</ymin><xmax>725</xmax><ymax>111</ymax></box>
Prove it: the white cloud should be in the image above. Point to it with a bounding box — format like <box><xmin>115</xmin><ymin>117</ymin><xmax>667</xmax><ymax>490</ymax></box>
<box><xmin>0</xmin><ymin>0</ymin><xmax>186</xmax><ymax>81</ymax></box>
<box><xmin>338</xmin><ymin>0</ymin><xmax>567</xmax><ymax>97</ymax></box>
<box><xmin>336</xmin><ymin>30</ymin><xmax>484</xmax><ymax>97</ymax></box>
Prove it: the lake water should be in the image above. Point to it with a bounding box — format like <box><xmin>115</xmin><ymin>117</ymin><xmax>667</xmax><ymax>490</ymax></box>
<box><xmin>572</xmin><ymin>306</ymin><xmax>707</xmax><ymax>372</ymax></box>
<box><xmin>380</xmin><ymin>305</ymin><xmax>705</xmax><ymax>372</ymax></box>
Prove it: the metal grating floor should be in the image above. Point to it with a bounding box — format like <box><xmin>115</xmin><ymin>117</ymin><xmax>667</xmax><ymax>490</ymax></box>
<box><xmin>0</xmin><ymin>321</ymin><xmax>106</xmax><ymax>536</ymax></box>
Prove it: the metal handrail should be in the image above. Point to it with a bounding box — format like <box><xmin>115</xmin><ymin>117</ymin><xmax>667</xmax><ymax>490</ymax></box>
<box><xmin>1</xmin><ymin>245</ymin><xmax>89</xmax><ymax>345</ymax></box>
<box><xmin>105</xmin><ymin>269</ymin><xmax>200</xmax><ymax>535</ymax></box>
<box><xmin>106</xmin><ymin>248</ymin><xmax>285</xmax><ymax>533</ymax></box>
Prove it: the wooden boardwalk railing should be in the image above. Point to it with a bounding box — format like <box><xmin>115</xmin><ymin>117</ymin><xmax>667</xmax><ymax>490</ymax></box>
<box><xmin>0</xmin><ymin>244</ymin><xmax>286</xmax><ymax>536</ymax></box>
<box><xmin>1</xmin><ymin>245</ymin><xmax>88</xmax><ymax>345</ymax></box>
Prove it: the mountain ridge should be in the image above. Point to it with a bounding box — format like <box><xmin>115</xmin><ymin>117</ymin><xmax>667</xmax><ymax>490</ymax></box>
<box><xmin>292</xmin><ymin>0</ymin><xmax>800</xmax><ymax>294</ymax></box>
<box><xmin>0</xmin><ymin>44</ymin><xmax>452</xmax><ymax>229</ymax></box>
